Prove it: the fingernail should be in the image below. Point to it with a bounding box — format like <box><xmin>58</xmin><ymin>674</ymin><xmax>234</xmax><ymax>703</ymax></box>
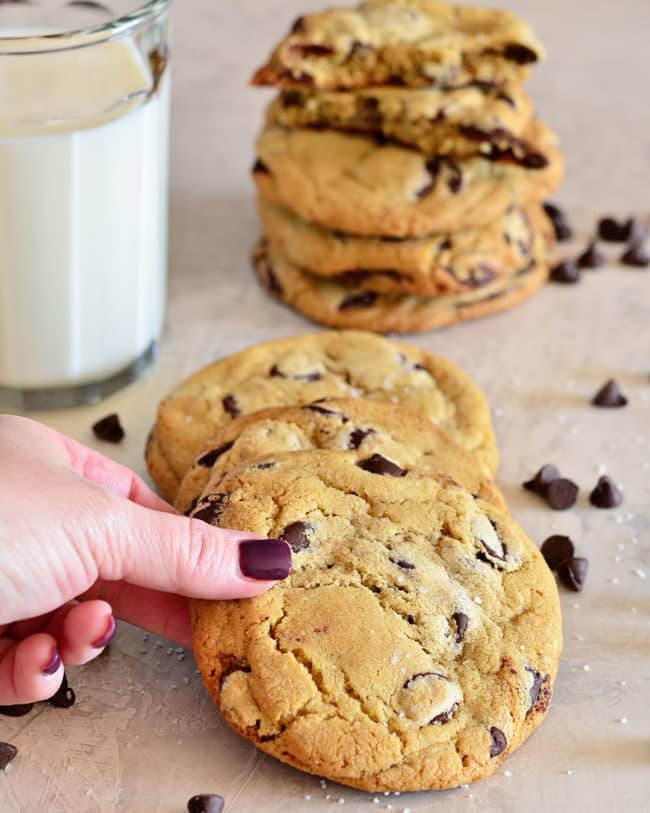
<box><xmin>42</xmin><ymin>648</ymin><xmax>61</xmax><ymax>676</ymax></box>
<box><xmin>239</xmin><ymin>539</ymin><xmax>292</xmax><ymax>581</ymax></box>
<box><xmin>92</xmin><ymin>614</ymin><xmax>116</xmax><ymax>649</ymax></box>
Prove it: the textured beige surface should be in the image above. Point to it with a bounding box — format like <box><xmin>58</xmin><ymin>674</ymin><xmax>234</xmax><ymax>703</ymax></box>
<box><xmin>1</xmin><ymin>0</ymin><xmax>649</xmax><ymax>811</ymax></box>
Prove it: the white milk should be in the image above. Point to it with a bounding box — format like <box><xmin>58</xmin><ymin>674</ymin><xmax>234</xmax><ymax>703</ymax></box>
<box><xmin>0</xmin><ymin>37</ymin><xmax>170</xmax><ymax>389</ymax></box>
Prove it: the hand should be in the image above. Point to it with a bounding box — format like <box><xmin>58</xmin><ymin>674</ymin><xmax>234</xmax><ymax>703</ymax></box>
<box><xmin>0</xmin><ymin>415</ymin><xmax>291</xmax><ymax>707</ymax></box>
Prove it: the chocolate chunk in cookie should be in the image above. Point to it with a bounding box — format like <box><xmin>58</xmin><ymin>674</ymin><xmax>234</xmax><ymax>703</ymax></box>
<box><xmin>358</xmin><ymin>453</ymin><xmax>407</xmax><ymax>477</ymax></box>
<box><xmin>489</xmin><ymin>726</ymin><xmax>507</xmax><ymax>757</ymax></box>
<box><xmin>543</xmin><ymin>202</ymin><xmax>572</xmax><ymax>241</ymax></box>
<box><xmin>280</xmin><ymin>520</ymin><xmax>313</xmax><ymax>552</ymax></box>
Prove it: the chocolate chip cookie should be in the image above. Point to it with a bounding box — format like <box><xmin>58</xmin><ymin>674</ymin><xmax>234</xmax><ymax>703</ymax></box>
<box><xmin>266</xmin><ymin>82</ymin><xmax>544</xmax><ymax>165</ymax></box>
<box><xmin>146</xmin><ymin>331</ymin><xmax>497</xmax><ymax>501</ymax></box>
<box><xmin>189</xmin><ymin>450</ymin><xmax>562</xmax><ymax>791</ymax></box>
<box><xmin>252</xmin><ymin>0</ymin><xmax>544</xmax><ymax>90</ymax></box>
<box><xmin>253</xmin><ymin>226</ymin><xmax>549</xmax><ymax>333</ymax></box>
<box><xmin>254</xmin><ymin>120</ymin><xmax>562</xmax><ymax>237</ymax></box>
<box><xmin>175</xmin><ymin>398</ymin><xmax>504</xmax><ymax>515</ymax></box>
<box><xmin>260</xmin><ymin>198</ymin><xmax>542</xmax><ymax>297</ymax></box>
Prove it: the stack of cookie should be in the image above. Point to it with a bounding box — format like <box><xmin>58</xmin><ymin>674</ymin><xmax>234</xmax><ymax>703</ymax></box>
<box><xmin>249</xmin><ymin>0</ymin><xmax>563</xmax><ymax>333</ymax></box>
<box><xmin>146</xmin><ymin>330</ymin><xmax>562</xmax><ymax>792</ymax></box>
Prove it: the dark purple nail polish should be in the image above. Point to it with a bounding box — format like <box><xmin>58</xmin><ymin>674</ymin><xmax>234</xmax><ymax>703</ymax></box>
<box><xmin>92</xmin><ymin>614</ymin><xmax>116</xmax><ymax>649</ymax></box>
<box><xmin>239</xmin><ymin>539</ymin><xmax>292</xmax><ymax>581</ymax></box>
<box><xmin>42</xmin><ymin>649</ymin><xmax>61</xmax><ymax>676</ymax></box>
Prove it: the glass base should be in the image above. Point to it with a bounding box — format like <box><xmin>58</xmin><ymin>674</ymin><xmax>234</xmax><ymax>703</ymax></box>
<box><xmin>0</xmin><ymin>342</ymin><xmax>158</xmax><ymax>412</ymax></box>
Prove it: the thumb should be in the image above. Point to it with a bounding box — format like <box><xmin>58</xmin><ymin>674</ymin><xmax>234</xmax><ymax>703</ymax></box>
<box><xmin>91</xmin><ymin>500</ymin><xmax>292</xmax><ymax>600</ymax></box>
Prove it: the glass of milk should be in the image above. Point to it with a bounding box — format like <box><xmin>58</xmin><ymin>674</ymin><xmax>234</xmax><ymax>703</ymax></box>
<box><xmin>0</xmin><ymin>0</ymin><xmax>171</xmax><ymax>409</ymax></box>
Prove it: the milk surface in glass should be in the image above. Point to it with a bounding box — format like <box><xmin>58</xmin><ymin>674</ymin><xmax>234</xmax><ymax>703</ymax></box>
<box><xmin>0</xmin><ymin>3</ymin><xmax>170</xmax><ymax>399</ymax></box>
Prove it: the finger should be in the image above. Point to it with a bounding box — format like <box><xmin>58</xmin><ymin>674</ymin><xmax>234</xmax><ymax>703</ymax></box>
<box><xmin>58</xmin><ymin>434</ymin><xmax>176</xmax><ymax>513</ymax></box>
<box><xmin>0</xmin><ymin>633</ymin><xmax>63</xmax><ymax>705</ymax></box>
<box><xmin>88</xmin><ymin>504</ymin><xmax>292</xmax><ymax>601</ymax></box>
<box><xmin>7</xmin><ymin>601</ymin><xmax>79</xmax><ymax>641</ymax></box>
<box><xmin>56</xmin><ymin>600</ymin><xmax>115</xmax><ymax>665</ymax></box>
<box><xmin>82</xmin><ymin>581</ymin><xmax>193</xmax><ymax>648</ymax></box>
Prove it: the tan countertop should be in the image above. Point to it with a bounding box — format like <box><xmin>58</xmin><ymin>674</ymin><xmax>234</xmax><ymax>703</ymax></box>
<box><xmin>1</xmin><ymin>1</ymin><xmax>649</xmax><ymax>810</ymax></box>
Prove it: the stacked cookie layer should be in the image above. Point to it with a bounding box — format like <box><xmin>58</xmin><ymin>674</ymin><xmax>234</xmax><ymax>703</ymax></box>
<box><xmin>250</xmin><ymin>0</ymin><xmax>563</xmax><ymax>333</ymax></box>
<box><xmin>145</xmin><ymin>330</ymin><xmax>562</xmax><ymax>791</ymax></box>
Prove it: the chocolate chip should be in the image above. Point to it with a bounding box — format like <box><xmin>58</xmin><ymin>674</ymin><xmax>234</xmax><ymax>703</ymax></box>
<box><xmin>251</xmin><ymin>158</ymin><xmax>269</xmax><ymax>174</ymax></box>
<box><xmin>474</xmin><ymin>516</ymin><xmax>506</xmax><ymax>561</ymax></box>
<box><xmin>438</xmin><ymin>237</ymin><xmax>452</xmax><ymax>251</ymax></box>
<box><xmin>452</xmin><ymin>611</ymin><xmax>468</xmax><ymax>643</ymax></box>
<box><xmin>0</xmin><ymin>742</ymin><xmax>17</xmax><ymax>770</ymax></box>
<box><xmin>502</xmin><ymin>43</ymin><xmax>538</xmax><ymax>64</ymax></box>
<box><xmin>598</xmin><ymin>216</ymin><xmax>636</xmax><ymax>242</ymax></box>
<box><xmin>540</xmin><ymin>535</ymin><xmax>575</xmax><ymax>571</ymax></box>
<box><xmin>338</xmin><ymin>291</ymin><xmax>377</xmax><ymax>310</ymax></box>
<box><xmin>0</xmin><ymin>703</ymin><xmax>33</xmax><ymax>717</ymax></box>
<box><xmin>269</xmin><ymin>364</ymin><xmax>321</xmax><ymax>381</ymax></box>
<box><xmin>577</xmin><ymin>242</ymin><xmax>606</xmax><ymax>269</ymax></box>
<box><xmin>416</xmin><ymin>158</ymin><xmax>439</xmax><ymax>198</ymax></box>
<box><xmin>280</xmin><ymin>520</ymin><xmax>313</xmax><ymax>552</ymax></box>
<box><xmin>281</xmin><ymin>89</ymin><xmax>304</xmax><ymax>108</ymax></box>
<box><xmin>557</xmin><ymin>556</ymin><xmax>588</xmax><ymax>591</ymax></box>
<box><xmin>543</xmin><ymin>202</ymin><xmax>573</xmax><ymax>241</ymax></box>
<box><xmin>592</xmin><ymin>378</ymin><xmax>628</xmax><ymax>408</ymax></box>
<box><xmin>192</xmin><ymin>493</ymin><xmax>228</xmax><ymax>525</ymax></box>
<box><xmin>251</xmin><ymin>461</ymin><xmax>276</xmax><ymax>470</ymax></box>
<box><xmin>390</xmin><ymin>557</ymin><xmax>415</xmax><ymax>570</ymax></box>
<box><xmin>92</xmin><ymin>413</ymin><xmax>124</xmax><ymax>443</ymax></box>
<box><xmin>304</xmin><ymin>404</ymin><xmax>347</xmax><ymax>420</ymax></box>
<box><xmin>550</xmin><ymin>259</ymin><xmax>580</xmax><ymax>284</ymax></box>
<box><xmin>523</xmin><ymin>464</ymin><xmax>560</xmax><ymax>495</ymax></box>
<box><xmin>290</xmin><ymin>15</ymin><xmax>305</xmax><ymax>33</ymax></box>
<box><xmin>431</xmin><ymin>705</ymin><xmax>458</xmax><ymax>725</ymax></box>
<box><xmin>545</xmin><ymin>478</ymin><xmax>579</xmax><ymax>510</ymax></box>
<box><xmin>347</xmin><ymin>427</ymin><xmax>375</xmax><ymax>449</ymax></box>
<box><xmin>357</xmin><ymin>454</ymin><xmax>407</xmax><ymax>477</ymax></box>
<box><xmin>621</xmin><ymin>242</ymin><xmax>649</xmax><ymax>267</ymax></box>
<box><xmin>446</xmin><ymin>160</ymin><xmax>463</xmax><ymax>193</ymax></box>
<box><xmin>184</xmin><ymin>495</ymin><xmax>199</xmax><ymax>517</ymax></box>
<box><xmin>489</xmin><ymin>726</ymin><xmax>507</xmax><ymax>757</ymax></box>
<box><xmin>187</xmin><ymin>794</ymin><xmax>225</xmax><ymax>813</ymax></box>
<box><xmin>339</xmin><ymin>269</ymin><xmax>405</xmax><ymax>286</ymax></box>
<box><xmin>48</xmin><ymin>673</ymin><xmax>76</xmax><ymax>708</ymax></box>
<box><xmin>289</xmin><ymin>43</ymin><xmax>335</xmax><ymax>57</ymax></box>
<box><xmin>525</xmin><ymin>666</ymin><xmax>543</xmax><ymax>715</ymax></box>
<box><xmin>589</xmin><ymin>476</ymin><xmax>623</xmax><ymax>508</ymax></box>
<box><xmin>196</xmin><ymin>441</ymin><xmax>234</xmax><ymax>468</ymax></box>
<box><xmin>222</xmin><ymin>394</ymin><xmax>241</xmax><ymax>418</ymax></box>
<box><xmin>265</xmin><ymin>263</ymin><xmax>284</xmax><ymax>295</ymax></box>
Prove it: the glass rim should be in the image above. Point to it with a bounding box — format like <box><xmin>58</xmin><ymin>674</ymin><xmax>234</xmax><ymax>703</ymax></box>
<box><xmin>0</xmin><ymin>0</ymin><xmax>170</xmax><ymax>55</ymax></box>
